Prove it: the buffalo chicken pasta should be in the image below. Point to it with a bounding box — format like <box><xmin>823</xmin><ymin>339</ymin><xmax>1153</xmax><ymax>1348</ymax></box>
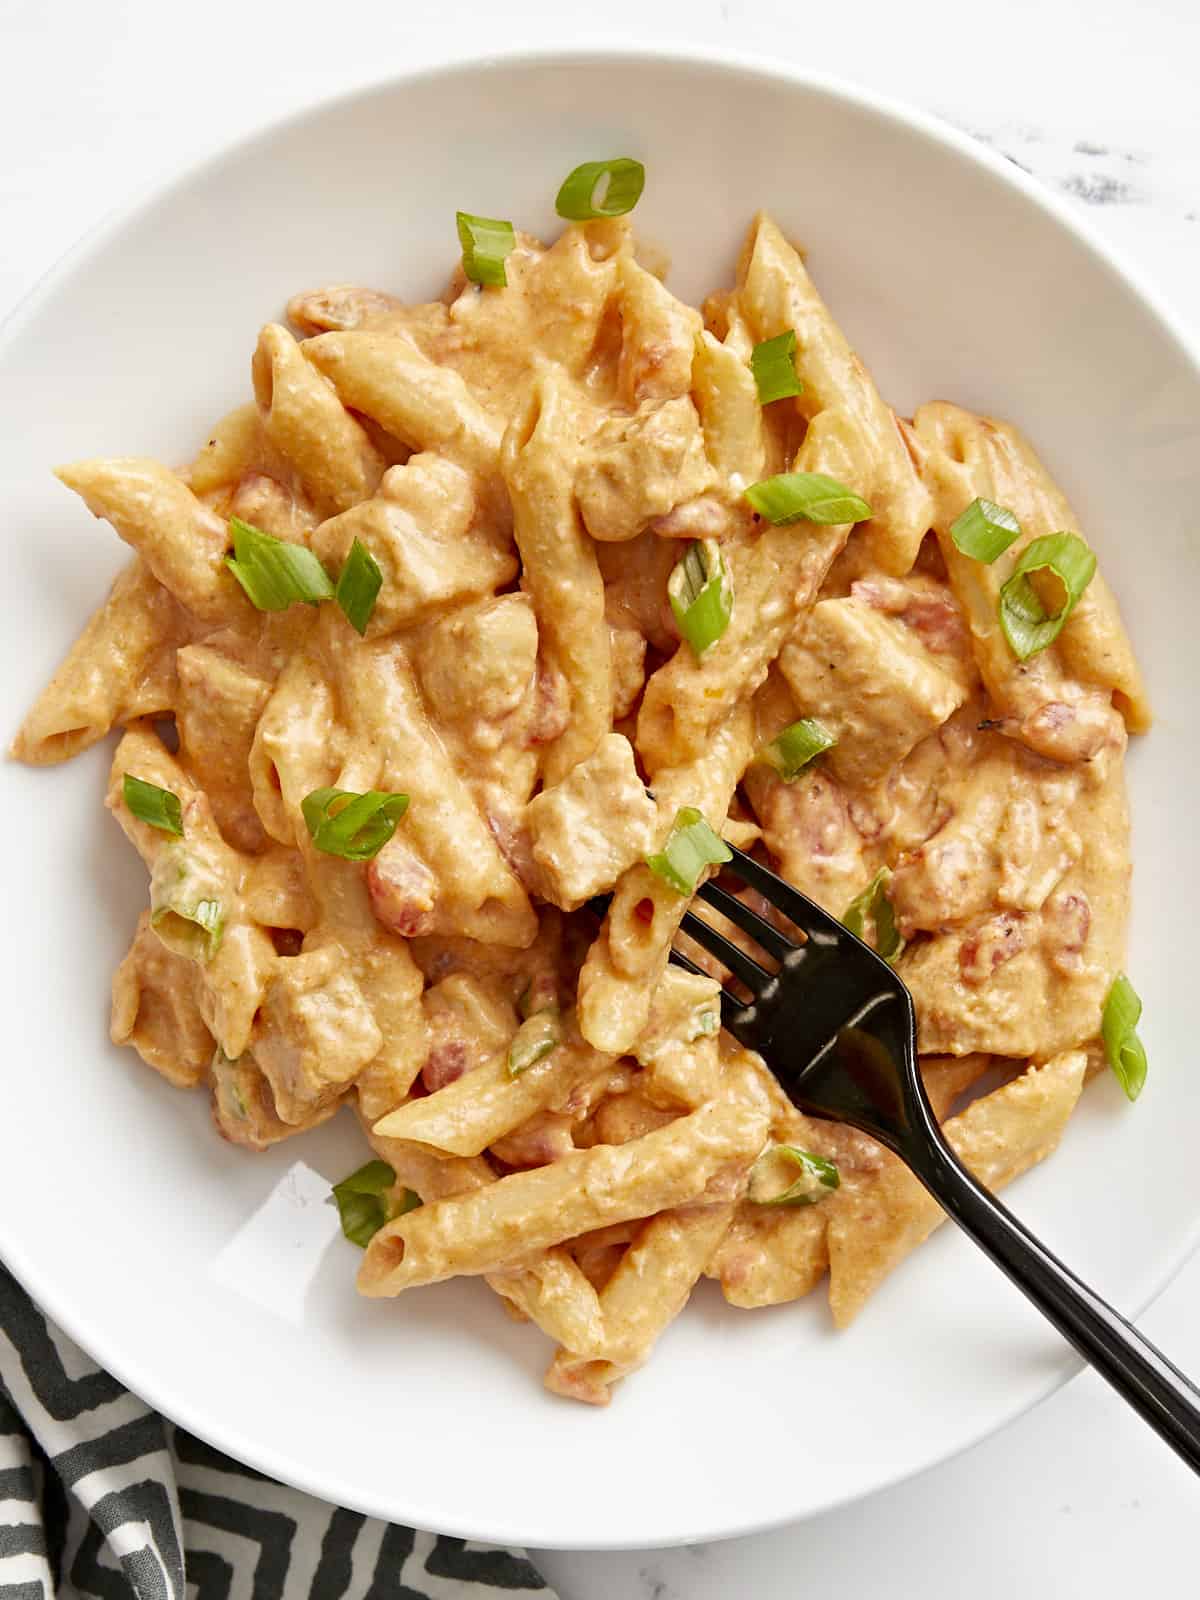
<box><xmin>15</xmin><ymin>166</ymin><xmax>1150</xmax><ymax>1404</ymax></box>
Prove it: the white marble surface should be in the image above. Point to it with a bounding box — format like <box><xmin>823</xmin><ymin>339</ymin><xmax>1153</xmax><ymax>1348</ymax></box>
<box><xmin>3</xmin><ymin>0</ymin><xmax>1197</xmax><ymax>1593</ymax></box>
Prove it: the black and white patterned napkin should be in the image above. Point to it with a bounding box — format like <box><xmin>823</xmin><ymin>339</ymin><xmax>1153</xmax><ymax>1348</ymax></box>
<box><xmin>0</xmin><ymin>1264</ymin><xmax>552</xmax><ymax>1600</ymax></box>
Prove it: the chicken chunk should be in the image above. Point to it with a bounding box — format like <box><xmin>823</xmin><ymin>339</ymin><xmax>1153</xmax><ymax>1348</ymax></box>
<box><xmin>252</xmin><ymin>944</ymin><xmax>383</xmax><ymax>1123</ymax></box>
<box><xmin>527</xmin><ymin>733</ymin><xmax>657</xmax><ymax>909</ymax></box>
<box><xmin>780</xmin><ymin>596</ymin><xmax>966</xmax><ymax>790</ymax></box>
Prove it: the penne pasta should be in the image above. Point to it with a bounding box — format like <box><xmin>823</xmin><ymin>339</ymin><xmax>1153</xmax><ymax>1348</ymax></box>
<box><xmin>545</xmin><ymin>1202</ymin><xmax>734</xmax><ymax>1404</ymax></box>
<box><xmin>737</xmin><ymin>212</ymin><xmax>932</xmax><ymax>574</ymax></box>
<box><xmin>12</xmin><ymin>558</ymin><xmax>181</xmax><ymax>765</ymax></box>
<box><xmin>252</xmin><ymin>322</ymin><xmax>385</xmax><ymax>515</ymax></box>
<box><xmin>303</xmin><ymin>330</ymin><xmax>504</xmax><ymax>477</ymax></box>
<box><xmin>916</xmin><ymin>400</ymin><xmax>1149</xmax><ymax>758</ymax></box>
<box><xmin>56</xmin><ymin>457</ymin><xmax>243</xmax><ymax>624</ymax></box>
<box><xmin>21</xmin><ymin>203</ymin><xmax>1148</xmax><ymax>1403</ymax></box>
<box><xmin>372</xmin><ymin>1024</ymin><xmax>610</xmax><ymax>1158</ymax></box>
<box><xmin>107</xmin><ymin>725</ymin><xmax>276</xmax><ymax>1058</ymax></box>
<box><xmin>502</xmin><ymin>373</ymin><xmax>612</xmax><ymax>785</ymax></box>
<box><xmin>827</xmin><ymin>1051</ymin><xmax>1087</xmax><ymax>1325</ymax></box>
<box><xmin>358</xmin><ymin>1093</ymin><xmax>769</xmax><ymax>1295</ymax></box>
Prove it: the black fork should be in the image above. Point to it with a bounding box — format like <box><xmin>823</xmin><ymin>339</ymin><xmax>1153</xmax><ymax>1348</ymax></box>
<box><xmin>675</xmin><ymin>843</ymin><xmax>1200</xmax><ymax>1473</ymax></box>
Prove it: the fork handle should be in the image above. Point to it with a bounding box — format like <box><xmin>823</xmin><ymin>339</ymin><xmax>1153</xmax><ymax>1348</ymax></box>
<box><xmin>913</xmin><ymin>1135</ymin><xmax>1200</xmax><ymax>1473</ymax></box>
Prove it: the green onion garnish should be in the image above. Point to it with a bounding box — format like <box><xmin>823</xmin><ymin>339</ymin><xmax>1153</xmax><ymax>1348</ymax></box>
<box><xmin>748</xmin><ymin>1144</ymin><xmax>841</xmax><ymax>1207</ymax></box>
<box><xmin>1101</xmin><ymin>973</ymin><xmax>1147</xmax><ymax>1103</ymax></box>
<box><xmin>301</xmin><ymin>787</ymin><xmax>410</xmax><ymax>861</ymax></box>
<box><xmin>950</xmin><ymin>497</ymin><xmax>1021</xmax><ymax>563</ymax></box>
<box><xmin>744</xmin><ymin>472</ymin><xmax>872</xmax><ymax>526</ymax></box>
<box><xmin>843</xmin><ymin>867</ymin><xmax>904</xmax><ymax>965</ymax></box>
<box><xmin>668</xmin><ymin>539</ymin><xmax>733</xmax><ymax>658</ymax></box>
<box><xmin>149</xmin><ymin>844</ymin><xmax>225</xmax><ymax>962</ymax></box>
<box><xmin>153</xmin><ymin>896</ymin><xmax>223</xmax><ymax>962</ymax></box>
<box><xmin>555</xmin><ymin>158</ymin><xmax>645</xmax><ymax>220</ymax></box>
<box><xmin>998</xmin><ymin>532</ymin><xmax>1097</xmax><ymax>660</ymax></box>
<box><xmin>758</xmin><ymin>718</ymin><xmax>836</xmax><ymax>781</ymax></box>
<box><xmin>332</xmin><ymin>1160</ymin><xmax>420</xmax><ymax>1248</ymax></box>
<box><xmin>123</xmin><ymin>774</ymin><xmax>183</xmax><ymax>835</ymax></box>
<box><xmin>508</xmin><ymin>1010</ymin><xmax>561</xmax><ymax>1077</ymax></box>
<box><xmin>750</xmin><ymin>331</ymin><xmax>804</xmax><ymax>405</ymax></box>
<box><xmin>334</xmin><ymin>538</ymin><xmax>383</xmax><ymax>636</ymax></box>
<box><xmin>225</xmin><ymin>516</ymin><xmax>335</xmax><ymax>612</ymax></box>
<box><xmin>645</xmin><ymin>806</ymin><xmax>732</xmax><ymax>896</ymax></box>
<box><xmin>456</xmin><ymin>212</ymin><xmax>516</xmax><ymax>287</ymax></box>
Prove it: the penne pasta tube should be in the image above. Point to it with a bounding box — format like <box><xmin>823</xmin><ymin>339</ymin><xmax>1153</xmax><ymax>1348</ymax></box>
<box><xmin>691</xmin><ymin>328</ymin><xmax>767</xmax><ymax>485</ymax></box>
<box><xmin>252</xmin><ymin>322</ymin><xmax>385</xmax><ymax>515</ymax></box>
<box><xmin>358</xmin><ymin>1093</ymin><xmax>769</xmax><ymax>1296</ymax></box>
<box><xmin>636</xmin><ymin>404</ymin><xmax>862</xmax><ymax>773</ymax></box>
<box><xmin>737</xmin><ymin>212</ymin><xmax>932</xmax><ymax>574</ymax></box>
<box><xmin>186</xmin><ymin>400</ymin><xmax>293</xmax><ymax>498</ymax></box>
<box><xmin>488</xmin><ymin>1250</ymin><xmax>606</xmax><ymax>1357</ymax></box>
<box><xmin>107</xmin><ymin>725</ymin><xmax>276</xmax><ymax>1058</ymax></box>
<box><xmin>827</xmin><ymin>1050</ymin><xmax>1087</xmax><ymax>1325</ymax></box>
<box><xmin>302</xmin><ymin>330</ymin><xmax>503</xmax><ymax>476</ymax></box>
<box><xmin>372</xmin><ymin>1026</ymin><xmax>611</xmax><ymax>1157</ymax></box>
<box><xmin>12</xmin><ymin>558</ymin><xmax>181</xmax><ymax>765</ymax></box>
<box><xmin>545</xmin><ymin>1202</ymin><xmax>734</xmax><ymax>1403</ymax></box>
<box><xmin>502</xmin><ymin>372</ymin><xmax>612</xmax><ymax>785</ymax></box>
<box><xmin>362</xmin><ymin>1111</ymin><xmax>495</xmax><ymax>1202</ymax></box>
<box><xmin>577</xmin><ymin>701</ymin><xmax>752</xmax><ymax>1054</ymax></box>
<box><xmin>248</xmin><ymin>647</ymin><xmax>338</xmax><ymax>848</ymax></box>
<box><xmin>916</xmin><ymin>400</ymin><xmax>1149</xmax><ymax>758</ymax></box>
<box><xmin>56</xmin><ymin>457</ymin><xmax>242</xmax><ymax>624</ymax></box>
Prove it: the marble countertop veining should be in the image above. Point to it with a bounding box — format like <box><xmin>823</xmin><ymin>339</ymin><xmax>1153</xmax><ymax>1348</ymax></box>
<box><xmin>3</xmin><ymin>2</ymin><xmax>1197</xmax><ymax>1596</ymax></box>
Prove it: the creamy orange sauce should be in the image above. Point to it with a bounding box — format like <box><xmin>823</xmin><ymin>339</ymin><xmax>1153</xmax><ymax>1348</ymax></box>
<box><xmin>15</xmin><ymin>207</ymin><xmax>1145</xmax><ymax>1403</ymax></box>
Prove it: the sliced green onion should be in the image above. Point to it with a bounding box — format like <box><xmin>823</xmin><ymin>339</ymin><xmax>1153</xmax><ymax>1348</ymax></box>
<box><xmin>998</xmin><ymin>532</ymin><xmax>1096</xmax><ymax>660</ymax></box>
<box><xmin>950</xmin><ymin>497</ymin><xmax>1021</xmax><ymax>563</ymax></box>
<box><xmin>123</xmin><ymin>774</ymin><xmax>183</xmax><ymax>835</ymax></box>
<box><xmin>555</xmin><ymin>158</ymin><xmax>645</xmax><ymax>220</ymax></box>
<box><xmin>668</xmin><ymin>539</ymin><xmax>733</xmax><ymax>658</ymax></box>
<box><xmin>758</xmin><ymin>718</ymin><xmax>836</xmax><ymax>781</ymax></box>
<box><xmin>645</xmin><ymin>806</ymin><xmax>732</xmax><ymax>896</ymax></box>
<box><xmin>334</xmin><ymin>538</ymin><xmax>382</xmax><ymax>635</ymax></box>
<box><xmin>843</xmin><ymin>867</ymin><xmax>904</xmax><ymax>965</ymax></box>
<box><xmin>149</xmin><ymin>844</ymin><xmax>226</xmax><ymax>962</ymax></box>
<box><xmin>332</xmin><ymin>1160</ymin><xmax>420</xmax><ymax>1248</ymax></box>
<box><xmin>456</xmin><ymin>212</ymin><xmax>516</xmax><ymax>287</ymax></box>
<box><xmin>211</xmin><ymin>1047</ymin><xmax>249</xmax><ymax>1120</ymax></box>
<box><xmin>301</xmin><ymin>787</ymin><xmax>409</xmax><ymax>861</ymax></box>
<box><xmin>225</xmin><ymin>516</ymin><xmax>335</xmax><ymax>612</ymax></box>
<box><xmin>1102</xmin><ymin>973</ymin><xmax>1147</xmax><ymax>1103</ymax></box>
<box><xmin>744</xmin><ymin>472</ymin><xmax>872</xmax><ymax>527</ymax></box>
<box><xmin>748</xmin><ymin>1144</ymin><xmax>840</xmax><ymax>1207</ymax></box>
<box><xmin>693</xmin><ymin>1010</ymin><xmax>720</xmax><ymax>1038</ymax></box>
<box><xmin>750</xmin><ymin>331</ymin><xmax>804</xmax><ymax>405</ymax></box>
<box><xmin>508</xmin><ymin>1009</ymin><xmax>561</xmax><ymax>1077</ymax></box>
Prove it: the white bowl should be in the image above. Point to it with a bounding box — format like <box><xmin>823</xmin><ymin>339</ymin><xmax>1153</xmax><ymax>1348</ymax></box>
<box><xmin>2</xmin><ymin>47</ymin><xmax>1198</xmax><ymax>1551</ymax></box>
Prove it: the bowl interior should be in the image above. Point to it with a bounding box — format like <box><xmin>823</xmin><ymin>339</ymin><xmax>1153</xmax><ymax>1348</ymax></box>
<box><xmin>1</xmin><ymin>51</ymin><xmax>1198</xmax><ymax>1549</ymax></box>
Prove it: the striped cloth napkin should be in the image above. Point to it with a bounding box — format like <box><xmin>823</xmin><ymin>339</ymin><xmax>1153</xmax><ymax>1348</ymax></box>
<box><xmin>0</xmin><ymin>1265</ymin><xmax>552</xmax><ymax>1600</ymax></box>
